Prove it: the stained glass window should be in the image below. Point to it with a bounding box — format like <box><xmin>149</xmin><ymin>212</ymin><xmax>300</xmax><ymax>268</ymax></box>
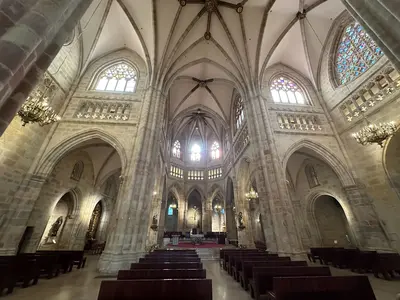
<box><xmin>95</xmin><ymin>63</ymin><xmax>137</xmax><ymax>92</ymax></box>
<box><xmin>168</xmin><ymin>207</ymin><xmax>173</xmax><ymax>216</ymax></box>
<box><xmin>190</xmin><ymin>144</ymin><xmax>201</xmax><ymax>161</ymax></box>
<box><xmin>211</xmin><ymin>141</ymin><xmax>220</xmax><ymax>160</ymax></box>
<box><xmin>234</xmin><ymin>96</ymin><xmax>245</xmax><ymax>132</ymax></box>
<box><xmin>336</xmin><ymin>23</ymin><xmax>384</xmax><ymax>85</ymax></box>
<box><xmin>270</xmin><ymin>77</ymin><xmax>306</xmax><ymax>104</ymax></box>
<box><xmin>172</xmin><ymin>140</ymin><xmax>181</xmax><ymax>158</ymax></box>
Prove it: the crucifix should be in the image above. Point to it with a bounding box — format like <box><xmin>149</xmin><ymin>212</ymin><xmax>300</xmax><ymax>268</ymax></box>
<box><xmin>178</xmin><ymin>0</ymin><xmax>248</xmax><ymax>40</ymax></box>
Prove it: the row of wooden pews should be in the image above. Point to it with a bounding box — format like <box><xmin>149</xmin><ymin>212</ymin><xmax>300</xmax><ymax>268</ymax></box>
<box><xmin>0</xmin><ymin>250</ymin><xmax>86</xmax><ymax>296</ymax></box>
<box><xmin>308</xmin><ymin>247</ymin><xmax>400</xmax><ymax>280</ymax></box>
<box><xmin>98</xmin><ymin>249</ymin><xmax>212</xmax><ymax>300</ymax></box>
<box><xmin>221</xmin><ymin>248</ymin><xmax>377</xmax><ymax>300</ymax></box>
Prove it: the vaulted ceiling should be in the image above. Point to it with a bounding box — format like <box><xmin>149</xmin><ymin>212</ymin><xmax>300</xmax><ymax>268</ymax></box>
<box><xmin>79</xmin><ymin>0</ymin><xmax>345</xmax><ymax>127</ymax></box>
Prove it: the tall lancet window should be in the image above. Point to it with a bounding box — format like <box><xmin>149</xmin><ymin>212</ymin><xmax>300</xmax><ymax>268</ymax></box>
<box><xmin>234</xmin><ymin>96</ymin><xmax>245</xmax><ymax>133</ymax></box>
<box><xmin>270</xmin><ymin>77</ymin><xmax>307</xmax><ymax>105</ymax></box>
<box><xmin>172</xmin><ymin>140</ymin><xmax>181</xmax><ymax>158</ymax></box>
<box><xmin>95</xmin><ymin>63</ymin><xmax>137</xmax><ymax>92</ymax></box>
<box><xmin>190</xmin><ymin>143</ymin><xmax>201</xmax><ymax>162</ymax></box>
<box><xmin>335</xmin><ymin>22</ymin><xmax>384</xmax><ymax>85</ymax></box>
<box><xmin>211</xmin><ymin>141</ymin><xmax>220</xmax><ymax>160</ymax></box>
<box><xmin>305</xmin><ymin>164</ymin><xmax>319</xmax><ymax>188</ymax></box>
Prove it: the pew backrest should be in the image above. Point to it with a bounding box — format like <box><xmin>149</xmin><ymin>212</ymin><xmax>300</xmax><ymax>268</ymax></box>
<box><xmin>117</xmin><ymin>269</ymin><xmax>206</xmax><ymax>280</ymax></box>
<box><xmin>130</xmin><ymin>262</ymin><xmax>203</xmax><ymax>270</ymax></box>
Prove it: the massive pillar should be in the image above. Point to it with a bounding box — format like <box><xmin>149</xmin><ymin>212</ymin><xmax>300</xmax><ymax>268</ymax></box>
<box><xmin>342</xmin><ymin>0</ymin><xmax>400</xmax><ymax>70</ymax></box>
<box><xmin>245</xmin><ymin>91</ymin><xmax>302</xmax><ymax>256</ymax></box>
<box><xmin>0</xmin><ymin>0</ymin><xmax>93</xmax><ymax>135</ymax></box>
<box><xmin>98</xmin><ymin>87</ymin><xmax>167</xmax><ymax>273</ymax></box>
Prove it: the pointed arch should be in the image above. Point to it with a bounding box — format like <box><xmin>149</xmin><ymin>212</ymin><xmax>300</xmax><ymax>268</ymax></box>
<box><xmin>282</xmin><ymin>139</ymin><xmax>355</xmax><ymax>187</ymax></box>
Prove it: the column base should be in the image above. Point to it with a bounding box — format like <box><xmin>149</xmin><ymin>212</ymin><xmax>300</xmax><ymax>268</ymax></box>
<box><xmin>98</xmin><ymin>251</ymin><xmax>146</xmax><ymax>274</ymax></box>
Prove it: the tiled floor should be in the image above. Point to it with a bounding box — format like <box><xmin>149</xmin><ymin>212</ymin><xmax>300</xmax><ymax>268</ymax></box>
<box><xmin>4</xmin><ymin>256</ymin><xmax>399</xmax><ymax>300</ymax></box>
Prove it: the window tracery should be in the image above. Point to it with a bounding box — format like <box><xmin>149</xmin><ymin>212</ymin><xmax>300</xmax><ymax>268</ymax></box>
<box><xmin>270</xmin><ymin>77</ymin><xmax>306</xmax><ymax>104</ymax></box>
<box><xmin>71</xmin><ymin>161</ymin><xmax>84</xmax><ymax>181</ymax></box>
<box><xmin>190</xmin><ymin>143</ymin><xmax>201</xmax><ymax>161</ymax></box>
<box><xmin>211</xmin><ymin>141</ymin><xmax>220</xmax><ymax>160</ymax></box>
<box><xmin>234</xmin><ymin>96</ymin><xmax>245</xmax><ymax>132</ymax></box>
<box><xmin>172</xmin><ymin>140</ymin><xmax>181</xmax><ymax>158</ymax></box>
<box><xmin>335</xmin><ymin>22</ymin><xmax>384</xmax><ymax>85</ymax></box>
<box><xmin>95</xmin><ymin>63</ymin><xmax>137</xmax><ymax>92</ymax></box>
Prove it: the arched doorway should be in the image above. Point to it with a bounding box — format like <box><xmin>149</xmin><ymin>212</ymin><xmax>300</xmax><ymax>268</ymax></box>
<box><xmin>165</xmin><ymin>192</ymin><xmax>178</xmax><ymax>232</ymax></box>
<box><xmin>211</xmin><ymin>197</ymin><xmax>225</xmax><ymax>232</ymax></box>
<box><xmin>187</xmin><ymin>189</ymin><xmax>202</xmax><ymax>233</ymax></box>
<box><xmin>226</xmin><ymin>177</ymin><xmax>238</xmax><ymax>241</ymax></box>
<box><xmin>313</xmin><ymin>195</ymin><xmax>353</xmax><ymax>247</ymax></box>
<box><xmin>39</xmin><ymin>192</ymin><xmax>74</xmax><ymax>249</ymax></box>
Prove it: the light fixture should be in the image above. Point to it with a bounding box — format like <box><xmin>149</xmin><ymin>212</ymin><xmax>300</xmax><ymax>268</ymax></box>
<box><xmin>214</xmin><ymin>204</ymin><xmax>222</xmax><ymax>212</ymax></box>
<box><xmin>17</xmin><ymin>75</ymin><xmax>61</xmax><ymax>126</ymax></box>
<box><xmin>245</xmin><ymin>187</ymin><xmax>258</xmax><ymax>200</ymax></box>
<box><xmin>153</xmin><ymin>191</ymin><xmax>157</xmax><ymax>195</ymax></box>
<box><xmin>169</xmin><ymin>203</ymin><xmax>177</xmax><ymax>209</ymax></box>
<box><xmin>352</xmin><ymin>118</ymin><xmax>398</xmax><ymax>147</ymax></box>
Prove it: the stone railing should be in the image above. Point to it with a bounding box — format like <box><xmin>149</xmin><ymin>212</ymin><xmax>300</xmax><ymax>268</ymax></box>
<box><xmin>208</xmin><ymin>167</ymin><xmax>222</xmax><ymax>179</ymax></box>
<box><xmin>234</xmin><ymin>125</ymin><xmax>249</xmax><ymax>156</ymax></box>
<box><xmin>277</xmin><ymin>113</ymin><xmax>322</xmax><ymax>131</ymax></box>
<box><xmin>74</xmin><ymin>100</ymin><xmax>131</xmax><ymax>121</ymax></box>
<box><xmin>340</xmin><ymin>66</ymin><xmax>400</xmax><ymax>122</ymax></box>
<box><xmin>170</xmin><ymin>165</ymin><xmax>183</xmax><ymax>179</ymax></box>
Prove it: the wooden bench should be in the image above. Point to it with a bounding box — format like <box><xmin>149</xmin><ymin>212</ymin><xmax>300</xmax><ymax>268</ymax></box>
<box><xmin>98</xmin><ymin>279</ymin><xmax>212</xmax><ymax>300</ymax></box>
<box><xmin>0</xmin><ymin>256</ymin><xmax>40</xmax><ymax>289</ymax></box>
<box><xmin>249</xmin><ymin>266</ymin><xmax>331</xmax><ymax>300</ymax></box>
<box><xmin>221</xmin><ymin>249</ymin><xmax>262</xmax><ymax>269</ymax></box>
<box><xmin>117</xmin><ymin>269</ymin><xmax>206</xmax><ymax>280</ymax></box>
<box><xmin>139</xmin><ymin>257</ymin><xmax>201</xmax><ymax>263</ymax></box>
<box><xmin>372</xmin><ymin>252</ymin><xmax>400</xmax><ymax>280</ymax></box>
<box><xmin>0</xmin><ymin>260</ymin><xmax>17</xmax><ymax>295</ymax></box>
<box><xmin>266</xmin><ymin>275</ymin><xmax>376</xmax><ymax>300</ymax></box>
<box><xmin>239</xmin><ymin>260</ymin><xmax>306</xmax><ymax>290</ymax></box>
<box><xmin>130</xmin><ymin>262</ymin><xmax>203</xmax><ymax>270</ymax></box>
<box><xmin>225</xmin><ymin>251</ymin><xmax>264</xmax><ymax>274</ymax></box>
<box><xmin>232</xmin><ymin>256</ymin><xmax>289</xmax><ymax>281</ymax></box>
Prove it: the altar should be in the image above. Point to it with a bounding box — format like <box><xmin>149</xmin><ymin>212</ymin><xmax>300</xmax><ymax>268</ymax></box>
<box><xmin>190</xmin><ymin>233</ymin><xmax>204</xmax><ymax>245</ymax></box>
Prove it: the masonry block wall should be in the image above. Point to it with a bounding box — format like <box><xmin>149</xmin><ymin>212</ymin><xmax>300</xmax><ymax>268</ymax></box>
<box><xmin>319</xmin><ymin>12</ymin><xmax>400</xmax><ymax>250</ymax></box>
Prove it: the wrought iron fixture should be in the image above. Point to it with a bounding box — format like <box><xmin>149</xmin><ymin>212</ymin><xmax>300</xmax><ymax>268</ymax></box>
<box><xmin>214</xmin><ymin>204</ymin><xmax>222</xmax><ymax>212</ymax></box>
<box><xmin>352</xmin><ymin>118</ymin><xmax>398</xmax><ymax>147</ymax></box>
<box><xmin>169</xmin><ymin>203</ymin><xmax>177</xmax><ymax>209</ymax></box>
<box><xmin>245</xmin><ymin>187</ymin><xmax>258</xmax><ymax>200</ymax></box>
<box><xmin>17</xmin><ymin>74</ymin><xmax>60</xmax><ymax>126</ymax></box>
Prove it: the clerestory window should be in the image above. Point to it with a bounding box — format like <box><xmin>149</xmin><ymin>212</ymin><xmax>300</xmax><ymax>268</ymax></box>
<box><xmin>95</xmin><ymin>63</ymin><xmax>137</xmax><ymax>92</ymax></box>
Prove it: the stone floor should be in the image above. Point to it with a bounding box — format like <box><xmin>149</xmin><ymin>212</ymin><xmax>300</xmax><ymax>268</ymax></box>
<box><xmin>4</xmin><ymin>256</ymin><xmax>399</xmax><ymax>300</ymax></box>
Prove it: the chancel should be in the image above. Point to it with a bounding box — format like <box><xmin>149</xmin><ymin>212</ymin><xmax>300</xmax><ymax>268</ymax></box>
<box><xmin>0</xmin><ymin>0</ymin><xmax>400</xmax><ymax>299</ymax></box>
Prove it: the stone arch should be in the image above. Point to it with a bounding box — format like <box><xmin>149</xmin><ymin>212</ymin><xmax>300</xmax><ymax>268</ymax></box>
<box><xmin>382</xmin><ymin>131</ymin><xmax>400</xmax><ymax>199</ymax></box>
<box><xmin>305</xmin><ymin>191</ymin><xmax>356</xmax><ymax>247</ymax></box>
<box><xmin>186</xmin><ymin>185</ymin><xmax>206</xmax><ymax>203</ymax></box>
<box><xmin>282</xmin><ymin>139</ymin><xmax>355</xmax><ymax>187</ymax></box>
<box><xmin>35</xmin><ymin>128</ymin><xmax>127</xmax><ymax>178</ymax></box>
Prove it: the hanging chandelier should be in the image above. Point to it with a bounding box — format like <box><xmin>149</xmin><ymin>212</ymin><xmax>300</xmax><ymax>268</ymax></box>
<box><xmin>245</xmin><ymin>187</ymin><xmax>258</xmax><ymax>200</ymax></box>
<box><xmin>17</xmin><ymin>74</ymin><xmax>60</xmax><ymax>126</ymax></box>
<box><xmin>352</xmin><ymin>119</ymin><xmax>398</xmax><ymax>148</ymax></box>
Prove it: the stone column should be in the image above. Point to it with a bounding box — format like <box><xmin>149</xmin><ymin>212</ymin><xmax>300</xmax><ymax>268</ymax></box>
<box><xmin>98</xmin><ymin>87</ymin><xmax>167</xmax><ymax>273</ymax></box>
<box><xmin>245</xmin><ymin>92</ymin><xmax>303</xmax><ymax>256</ymax></box>
<box><xmin>0</xmin><ymin>0</ymin><xmax>94</xmax><ymax>135</ymax></box>
<box><xmin>342</xmin><ymin>0</ymin><xmax>400</xmax><ymax>70</ymax></box>
<box><xmin>344</xmin><ymin>185</ymin><xmax>394</xmax><ymax>251</ymax></box>
<box><xmin>202</xmin><ymin>200</ymin><xmax>212</xmax><ymax>232</ymax></box>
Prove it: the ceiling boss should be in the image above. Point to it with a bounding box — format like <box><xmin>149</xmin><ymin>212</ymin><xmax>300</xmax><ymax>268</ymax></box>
<box><xmin>179</xmin><ymin>0</ymin><xmax>247</xmax><ymax>40</ymax></box>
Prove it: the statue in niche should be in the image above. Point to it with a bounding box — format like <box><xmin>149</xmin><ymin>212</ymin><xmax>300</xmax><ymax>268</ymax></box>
<box><xmin>70</xmin><ymin>161</ymin><xmax>84</xmax><ymax>181</ymax></box>
<box><xmin>238</xmin><ymin>212</ymin><xmax>245</xmax><ymax>230</ymax></box>
<box><xmin>150</xmin><ymin>215</ymin><xmax>158</xmax><ymax>231</ymax></box>
<box><xmin>49</xmin><ymin>216</ymin><xmax>63</xmax><ymax>237</ymax></box>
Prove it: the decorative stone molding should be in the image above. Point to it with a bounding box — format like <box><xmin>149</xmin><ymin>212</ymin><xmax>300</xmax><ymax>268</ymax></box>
<box><xmin>74</xmin><ymin>100</ymin><xmax>131</xmax><ymax>121</ymax></box>
<box><xmin>277</xmin><ymin>113</ymin><xmax>322</xmax><ymax>131</ymax></box>
<box><xmin>188</xmin><ymin>170</ymin><xmax>204</xmax><ymax>181</ymax></box>
<box><xmin>340</xmin><ymin>66</ymin><xmax>400</xmax><ymax>122</ymax></box>
<box><xmin>234</xmin><ymin>125</ymin><xmax>249</xmax><ymax>157</ymax></box>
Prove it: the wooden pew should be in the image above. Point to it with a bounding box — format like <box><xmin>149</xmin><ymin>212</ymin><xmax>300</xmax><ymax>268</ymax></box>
<box><xmin>0</xmin><ymin>259</ymin><xmax>17</xmax><ymax>295</ymax></box>
<box><xmin>239</xmin><ymin>261</ymin><xmax>308</xmax><ymax>291</ymax></box>
<box><xmin>130</xmin><ymin>262</ymin><xmax>203</xmax><ymax>270</ymax></box>
<box><xmin>98</xmin><ymin>279</ymin><xmax>212</xmax><ymax>300</ymax></box>
<box><xmin>139</xmin><ymin>257</ymin><xmax>201</xmax><ymax>263</ymax></box>
<box><xmin>249</xmin><ymin>266</ymin><xmax>331</xmax><ymax>300</ymax></box>
<box><xmin>372</xmin><ymin>252</ymin><xmax>400</xmax><ymax>280</ymax></box>
<box><xmin>232</xmin><ymin>256</ymin><xmax>289</xmax><ymax>281</ymax></box>
<box><xmin>117</xmin><ymin>269</ymin><xmax>206</xmax><ymax>280</ymax></box>
<box><xmin>224</xmin><ymin>250</ymin><xmax>262</xmax><ymax>273</ymax></box>
<box><xmin>266</xmin><ymin>275</ymin><xmax>376</xmax><ymax>300</ymax></box>
<box><xmin>0</xmin><ymin>256</ymin><xmax>40</xmax><ymax>289</ymax></box>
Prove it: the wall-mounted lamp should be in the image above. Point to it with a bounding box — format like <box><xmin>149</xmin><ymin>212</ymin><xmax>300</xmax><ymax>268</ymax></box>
<box><xmin>245</xmin><ymin>187</ymin><xmax>258</xmax><ymax>201</ymax></box>
<box><xmin>169</xmin><ymin>203</ymin><xmax>177</xmax><ymax>209</ymax></box>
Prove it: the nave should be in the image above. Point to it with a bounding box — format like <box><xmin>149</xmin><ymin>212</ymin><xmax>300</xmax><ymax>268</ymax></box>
<box><xmin>3</xmin><ymin>253</ymin><xmax>399</xmax><ymax>300</ymax></box>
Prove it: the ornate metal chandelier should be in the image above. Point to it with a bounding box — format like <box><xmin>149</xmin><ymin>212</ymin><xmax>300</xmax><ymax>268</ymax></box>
<box><xmin>245</xmin><ymin>187</ymin><xmax>258</xmax><ymax>200</ymax></box>
<box><xmin>17</xmin><ymin>74</ymin><xmax>60</xmax><ymax>126</ymax></box>
<box><xmin>352</xmin><ymin>119</ymin><xmax>398</xmax><ymax>147</ymax></box>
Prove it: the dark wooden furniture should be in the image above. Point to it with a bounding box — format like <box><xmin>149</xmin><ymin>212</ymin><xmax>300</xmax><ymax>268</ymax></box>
<box><xmin>130</xmin><ymin>262</ymin><xmax>203</xmax><ymax>270</ymax></box>
<box><xmin>239</xmin><ymin>260</ymin><xmax>308</xmax><ymax>290</ymax></box>
<box><xmin>97</xmin><ymin>279</ymin><xmax>212</xmax><ymax>300</ymax></box>
<box><xmin>249</xmin><ymin>266</ymin><xmax>331</xmax><ymax>300</ymax></box>
<box><xmin>266</xmin><ymin>275</ymin><xmax>376</xmax><ymax>300</ymax></box>
<box><xmin>139</xmin><ymin>257</ymin><xmax>201</xmax><ymax>263</ymax></box>
<box><xmin>117</xmin><ymin>269</ymin><xmax>206</xmax><ymax>280</ymax></box>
